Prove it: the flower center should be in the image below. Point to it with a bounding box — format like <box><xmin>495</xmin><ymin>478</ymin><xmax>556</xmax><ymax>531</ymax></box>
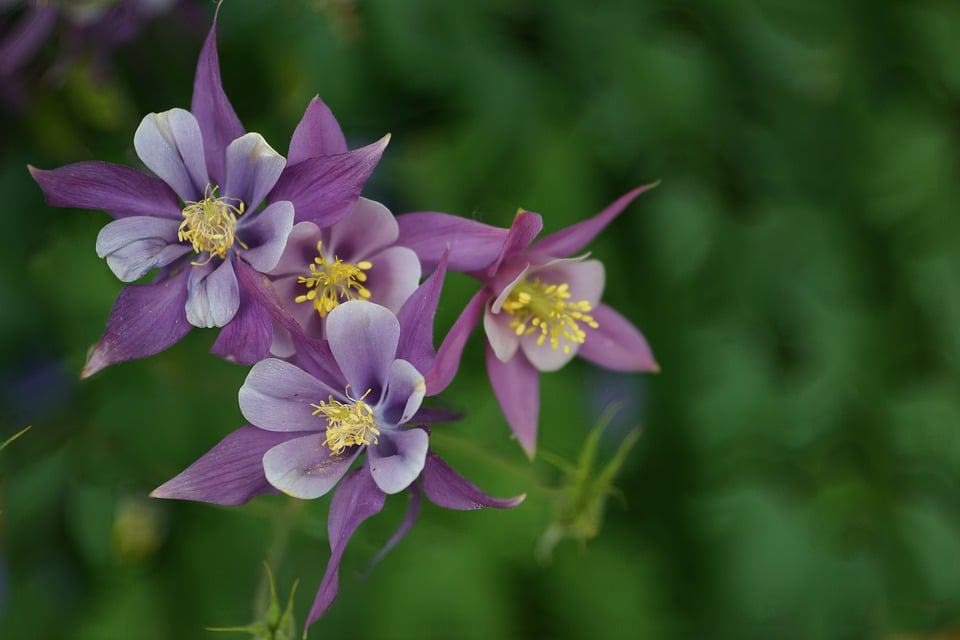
<box><xmin>179</xmin><ymin>185</ymin><xmax>246</xmax><ymax>264</ymax></box>
<box><xmin>295</xmin><ymin>241</ymin><xmax>372</xmax><ymax>317</ymax></box>
<box><xmin>501</xmin><ymin>277</ymin><xmax>599</xmax><ymax>353</ymax></box>
<box><xmin>311</xmin><ymin>389</ymin><xmax>380</xmax><ymax>456</ymax></box>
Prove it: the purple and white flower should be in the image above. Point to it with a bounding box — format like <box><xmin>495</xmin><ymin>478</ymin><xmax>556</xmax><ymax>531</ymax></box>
<box><xmin>29</xmin><ymin>12</ymin><xmax>388</xmax><ymax>375</ymax></box>
<box><xmin>397</xmin><ymin>186</ymin><xmax>660</xmax><ymax>457</ymax></box>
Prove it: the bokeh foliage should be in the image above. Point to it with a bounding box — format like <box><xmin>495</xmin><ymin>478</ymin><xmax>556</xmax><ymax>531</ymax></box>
<box><xmin>2</xmin><ymin>0</ymin><xmax>960</xmax><ymax>638</ymax></box>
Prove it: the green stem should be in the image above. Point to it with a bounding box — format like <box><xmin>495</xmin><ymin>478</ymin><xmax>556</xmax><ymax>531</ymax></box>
<box><xmin>254</xmin><ymin>498</ymin><xmax>304</xmax><ymax>614</ymax></box>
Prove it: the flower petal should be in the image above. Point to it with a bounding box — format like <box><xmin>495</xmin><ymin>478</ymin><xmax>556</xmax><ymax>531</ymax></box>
<box><xmin>191</xmin><ymin>16</ymin><xmax>244</xmax><ymax>186</ymax></box>
<box><xmin>395</xmin><ymin>250</ymin><xmax>446</xmax><ymax>373</ymax></box>
<box><xmin>530</xmin><ymin>184</ymin><xmax>659</xmax><ymax>257</ymax></box>
<box><xmin>368</xmin><ymin>427</ymin><xmax>429</xmax><ymax>495</ymax></box>
<box><xmin>95</xmin><ymin>216</ymin><xmax>189</xmax><ymax>282</ymax></box>
<box><xmin>306</xmin><ymin>466</ymin><xmax>385</xmax><ymax>629</ymax></box>
<box><xmin>421</xmin><ymin>450</ymin><xmax>526</xmax><ymax>510</ymax></box>
<box><xmin>396</xmin><ymin>212</ymin><xmax>509</xmax><ymax>274</ymax></box>
<box><xmin>185</xmin><ymin>258</ymin><xmax>240</xmax><ymax>328</ymax></box>
<box><xmin>485</xmin><ymin>343</ymin><xmax>539</xmax><ymax>458</ymax></box>
<box><xmin>29</xmin><ymin>162</ymin><xmax>183</xmax><ymax>219</ymax></box>
<box><xmin>269</xmin><ymin>220</ymin><xmax>322</xmax><ymax>278</ymax></box>
<box><xmin>270</xmin><ymin>135</ymin><xmax>390</xmax><ymax>227</ymax></box>
<box><xmin>576</xmin><ymin>303</ymin><xmax>659</xmax><ymax>372</ymax></box>
<box><xmin>423</xmin><ymin>288</ymin><xmax>487</xmax><ymax>396</ymax></box>
<box><xmin>238</xmin><ymin>200</ymin><xmax>294</xmax><ymax>273</ymax></box>
<box><xmin>133</xmin><ymin>108</ymin><xmax>209</xmax><ymax>202</ymax></box>
<box><xmin>210</xmin><ymin>265</ymin><xmax>273</xmax><ymax>364</ymax></box>
<box><xmin>364</xmin><ymin>247</ymin><xmax>421</xmax><ymax>314</ymax></box>
<box><xmin>0</xmin><ymin>5</ymin><xmax>56</xmax><ymax>76</ymax></box>
<box><xmin>263</xmin><ymin>433</ymin><xmax>358</xmax><ymax>499</ymax></box>
<box><xmin>379</xmin><ymin>359</ymin><xmax>425</xmax><ymax>426</ymax></box>
<box><xmin>238</xmin><ymin>358</ymin><xmax>337</xmax><ymax>432</ymax></box>
<box><xmin>326</xmin><ymin>198</ymin><xmax>399</xmax><ymax>262</ymax></box>
<box><xmin>483</xmin><ymin>304</ymin><xmax>520</xmax><ymax>362</ymax></box>
<box><xmin>224</xmin><ymin>132</ymin><xmax>286</xmax><ymax>212</ymax></box>
<box><xmin>287</xmin><ymin>96</ymin><xmax>348</xmax><ymax>165</ymax></box>
<box><xmin>486</xmin><ymin>210</ymin><xmax>543</xmax><ymax>277</ymax></box>
<box><xmin>81</xmin><ymin>268</ymin><xmax>191</xmax><ymax>378</ymax></box>
<box><xmin>325</xmin><ymin>301</ymin><xmax>400</xmax><ymax>398</ymax></box>
<box><xmin>150</xmin><ymin>425</ymin><xmax>304</xmax><ymax>505</ymax></box>
<box><xmin>364</xmin><ymin>484</ymin><xmax>421</xmax><ymax>575</ymax></box>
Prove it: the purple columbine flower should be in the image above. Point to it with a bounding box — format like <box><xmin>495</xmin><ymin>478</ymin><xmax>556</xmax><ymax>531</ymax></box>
<box><xmin>151</xmin><ymin>272</ymin><xmax>523</xmax><ymax>631</ymax></box>
<box><xmin>396</xmin><ymin>185</ymin><xmax>660</xmax><ymax>457</ymax></box>
<box><xmin>29</xmin><ymin>11</ymin><xmax>388</xmax><ymax>376</ymax></box>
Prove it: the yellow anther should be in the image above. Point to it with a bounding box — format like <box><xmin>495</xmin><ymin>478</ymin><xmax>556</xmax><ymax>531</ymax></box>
<box><xmin>295</xmin><ymin>241</ymin><xmax>372</xmax><ymax>317</ymax></box>
<box><xmin>501</xmin><ymin>276</ymin><xmax>599</xmax><ymax>352</ymax></box>
<box><xmin>311</xmin><ymin>388</ymin><xmax>379</xmax><ymax>456</ymax></box>
<box><xmin>179</xmin><ymin>185</ymin><xmax>246</xmax><ymax>265</ymax></box>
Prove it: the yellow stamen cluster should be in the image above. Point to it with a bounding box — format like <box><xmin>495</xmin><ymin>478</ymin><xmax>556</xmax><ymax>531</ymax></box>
<box><xmin>502</xmin><ymin>277</ymin><xmax>599</xmax><ymax>353</ymax></box>
<box><xmin>311</xmin><ymin>389</ymin><xmax>380</xmax><ymax>456</ymax></box>
<box><xmin>295</xmin><ymin>241</ymin><xmax>372</xmax><ymax>317</ymax></box>
<box><xmin>179</xmin><ymin>185</ymin><xmax>246</xmax><ymax>265</ymax></box>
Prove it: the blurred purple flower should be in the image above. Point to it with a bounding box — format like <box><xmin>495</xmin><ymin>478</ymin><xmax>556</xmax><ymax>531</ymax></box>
<box><xmin>29</xmin><ymin>10</ymin><xmax>388</xmax><ymax>376</ymax></box>
<box><xmin>396</xmin><ymin>186</ymin><xmax>660</xmax><ymax>457</ymax></box>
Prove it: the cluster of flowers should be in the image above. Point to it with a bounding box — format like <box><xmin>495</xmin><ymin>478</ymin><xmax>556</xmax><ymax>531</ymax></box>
<box><xmin>29</xmin><ymin>11</ymin><xmax>658</xmax><ymax>632</ymax></box>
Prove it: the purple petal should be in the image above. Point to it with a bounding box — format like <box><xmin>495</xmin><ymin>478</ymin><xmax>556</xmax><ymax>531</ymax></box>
<box><xmin>238</xmin><ymin>200</ymin><xmax>294</xmax><ymax>273</ymax></box>
<box><xmin>191</xmin><ymin>16</ymin><xmax>245</xmax><ymax>187</ymax></box>
<box><xmin>224</xmin><ymin>132</ymin><xmax>286</xmax><ymax>212</ymax></box>
<box><xmin>327</xmin><ymin>197</ymin><xmax>399</xmax><ymax>262</ymax></box>
<box><xmin>133</xmin><ymin>108</ymin><xmax>209</xmax><ymax>202</ymax></box>
<box><xmin>577</xmin><ymin>303</ymin><xmax>659</xmax><ymax>372</ymax></box>
<box><xmin>263</xmin><ymin>433</ymin><xmax>358</xmax><ymax>499</ymax></box>
<box><xmin>368</xmin><ymin>427</ymin><xmax>429</xmax><ymax>495</ymax></box>
<box><xmin>396</xmin><ymin>212</ymin><xmax>509</xmax><ymax>274</ymax></box>
<box><xmin>150</xmin><ymin>425</ymin><xmax>303</xmax><ymax>505</ymax></box>
<box><xmin>410</xmin><ymin>405</ymin><xmax>463</xmax><ymax>424</ymax></box>
<box><xmin>365</xmin><ymin>246</ymin><xmax>421</xmax><ymax>314</ymax></box>
<box><xmin>530</xmin><ymin>184</ymin><xmax>659</xmax><ymax>258</ymax></box>
<box><xmin>29</xmin><ymin>162</ymin><xmax>182</xmax><ymax>219</ymax></box>
<box><xmin>0</xmin><ymin>5</ymin><xmax>56</xmax><ymax>77</ymax></box>
<box><xmin>268</xmin><ymin>220</ymin><xmax>321</xmax><ymax>278</ymax></box>
<box><xmin>379</xmin><ymin>359</ymin><xmax>425</xmax><ymax>426</ymax></box>
<box><xmin>423</xmin><ymin>288</ymin><xmax>487</xmax><ymax>396</ymax></box>
<box><xmin>421</xmin><ymin>450</ymin><xmax>526</xmax><ymax>510</ymax></box>
<box><xmin>270</xmin><ymin>136</ymin><xmax>390</xmax><ymax>227</ymax></box>
<box><xmin>210</xmin><ymin>271</ymin><xmax>273</xmax><ymax>364</ymax></box>
<box><xmin>81</xmin><ymin>268</ymin><xmax>191</xmax><ymax>378</ymax></box>
<box><xmin>486</xmin><ymin>210</ymin><xmax>543</xmax><ymax>277</ymax></box>
<box><xmin>185</xmin><ymin>258</ymin><xmax>239</xmax><ymax>328</ymax></box>
<box><xmin>306</xmin><ymin>466</ymin><xmax>386</xmax><ymax>629</ymax></box>
<box><xmin>95</xmin><ymin>216</ymin><xmax>189</xmax><ymax>282</ymax></box>
<box><xmin>325</xmin><ymin>301</ymin><xmax>400</xmax><ymax>397</ymax></box>
<box><xmin>485</xmin><ymin>343</ymin><xmax>539</xmax><ymax>459</ymax></box>
<box><xmin>364</xmin><ymin>484</ymin><xmax>421</xmax><ymax>576</ymax></box>
<box><xmin>287</xmin><ymin>96</ymin><xmax>348</xmax><ymax>165</ymax></box>
<box><xmin>395</xmin><ymin>249</ymin><xmax>446</xmax><ymax>373</ymax></box>
<box><xmin>238</xmin><ymin>358</ymin><xmax>336</xmax><ymax>432</ymax></box>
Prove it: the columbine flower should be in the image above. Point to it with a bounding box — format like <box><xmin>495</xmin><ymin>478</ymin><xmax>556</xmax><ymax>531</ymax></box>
<box><xmin>29</xmin><ymin>10</ymin><xmax>388</xmax><ymax>376</ymax></box>
<box><xmin>152</xmin><ymin>279</ymin><xmax>523</xmax><ymax>631</ymax></box>
<box><xmin>396</xmin><ymin>185</ymin><xmax>660</xmax><ymax>457</ymax></box>
<box><xmin>267</xmin><ymin>197</ymin><xmax>421</xmax><ymax>356</ymax></box>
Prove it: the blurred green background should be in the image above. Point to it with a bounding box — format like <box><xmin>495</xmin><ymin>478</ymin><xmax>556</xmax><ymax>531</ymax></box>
<box><xmin>3</xmin><ymin>0</ymin><xmax>960</xmax><ymax>638</ymax></box>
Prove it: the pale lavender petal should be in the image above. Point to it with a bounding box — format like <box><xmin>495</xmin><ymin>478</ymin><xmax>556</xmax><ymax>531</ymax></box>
<box><xmin>306</xmin><ymin>466</ymin><xmax>385</xmax><ymax>628</ymax></box>
<box><xmin>423</xmin><ymin>288</ymin><xmax>487</xmax><ymax>396</ymax></box>
<box><xmin>379</xmin><ymin>359</ymin><xmax>425</xmax><ymax>426</ymax></box>
<box><xmin>81</xmin><ymin>268</ymin><xmax>191</xmax><ymax>378</ymax></box>
<box><xmin>483</xmin><ymin>304</ymin><xmax>520</xmax><ymax>362</ymax></box>
<box><xmin>271</xmin><ymin>274</ymin><xmax>323</xmax><ymax>339</ymax></box>
<box><xmin>486</xmin><ymin>210</ymin><xmax>543</xmax><ymax>276</ymax></box>
<box><xmin>95</xmin><ymin>216</ymin><xmax>188</xmax><ymax>282</ymax></box>
<box><xmin>326</xmin><ymin>198</ymin><xmax>398</xmax><ymax>262</ymax></box>
<box><xmin>395</xmin><ymin>250</ymin><xmax>446</xmax><ymax>374</ymax></box>
<box><xmin>191</xmin><ymin>17</ymin><xmax>244</xmax><ymax>186</ymax></box>
<box><xmin>364</xmin><ymin>484</ymin><xmax>420</xmax><ymax>575</ymax></box>
<box><xmin>263</xmin><ymin>433</ymin><xmax>358</xmax><ymax>499</ymax></box>
<box><xmin>288</xmin><ymin>96</ymin><xmax>348</xmax><ymax>165</ymax></box>
<box><xmin>365</xmin><ymin>246</ymin><xmax>421</xmax><ymax>314</ymax></box>
<box><xmin>224</xmin><ymin>132</ymin><xmax>286</xmax><ymax>212</ymax></box>
<box><xmin>368</xmin><ymin>427</ymin><xmax>429</xmax><ymax>495</ymax></box>
<box><xmin>133</xmin><ymin>108</ymin><xmax>209</xmax><ymax>202</ymax></box>
<box><xmin>577</xmin><ymin>303</ymin><xmax>659</xmax><ymax>372</ymax></box>
<box><xmin>396</xmin><ymin>212</ymin><xmax>508</xmax><ymax>273</ymax></box>
<box><xmin>210</xmin><ymin>269</ymin><xmax>273</xmax><ymax>364</ymax></box>
<box><xmin>185</xmin><ymin>258</ymin><xmax>239</xmax><ymax>328</ymax></box>
<box><xmin>29</xmin><ymin>162</ymin><xmax>182</xmax><ymax>219</ymax></box>
<box><xmin>269</xmin><ymin>220</ymin><xmax>321</xmax><ymax>278</ymax></box>
<box><xmin>485</xmin><ymin>343</ymin><xmax>539</xmax><ymax>459</ymax></box>
<box><xmin>530</xmin><ymin>184</ymin><xmax>659</xmax><ymax>258</ymax></box>
<box><xmin>421</xmin><ymin>450</ymin><xmax>526</xmax><ymax>510</ymax></box>
<box><xmin>238</xmin><ymin>200</ymin><xmax>294</xmax><ymax>273</ymax></box>
<box><xmin>238</xmin><ymin>358</ymin><xmax>337</xmax><ymax>432</ymax></box>
<box><xmin>150</xmin><ymin>425</ymin><xmax>304</xmax><ymax>505</ymax></box>
<box><xmin>270</xmin><ymin>136</ymin><xmax>390</xmax><ymax>227</ymax></box>
<box><xmin>325</xmin><ymin>301</ymin><xmax>400</xmax><ymax>397</ymax></box>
